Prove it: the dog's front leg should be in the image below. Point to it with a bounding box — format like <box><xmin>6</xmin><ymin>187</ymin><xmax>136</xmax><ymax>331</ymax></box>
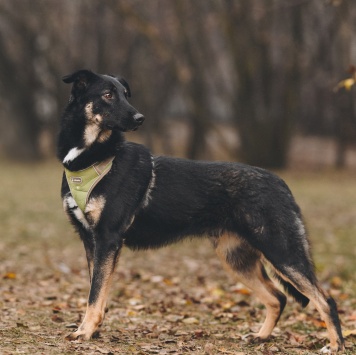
<box><xmin>77</xmin><ymin>228</ymin><xmax>95</xmax><ymax>284</ymax></box>
<box><xmin>66</xmin><ymin>232</ymin><xmax>123</xmax><ymax>341</ymax></box>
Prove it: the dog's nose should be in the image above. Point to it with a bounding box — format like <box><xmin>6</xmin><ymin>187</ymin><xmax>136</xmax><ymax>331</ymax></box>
<box><xmin>133</xmin><ymin>113</ymin><xmax>145</xmax><ymax>124</ymax></box>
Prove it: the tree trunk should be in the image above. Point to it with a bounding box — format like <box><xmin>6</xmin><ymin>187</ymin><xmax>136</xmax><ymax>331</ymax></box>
<box><xmin>222</xmin><ymin>0</ymin><xmax>302</xmax><ymax>168</ymax></box>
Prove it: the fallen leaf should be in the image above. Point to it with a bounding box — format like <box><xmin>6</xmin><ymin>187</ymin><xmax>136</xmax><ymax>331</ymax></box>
<box><xmin>52</xmin><ymin>306</ymin><xmax>62</xmax><ymax>313</ymax></box>
<box><xmin>151</xmin><ymin>275</ymin><xmax>164</xmax><ymax>283</ymax></box>
<box><xmin>51</xmin><ymin>315</ymin><xmax>64</xmax><ymax>323</ymax></box>
<box><xmin>210</xmin><ymin>287</ymin><xmax>225</xmax><ymax>297</ymax></box>
<box><xmin>333</xmin><ymin>78</ymin><xmax>355</xmax><ymax>92</ymax></box>
<box><xmin>339</xmin><ymin>293</ymin><xmax>349</xmax><ymax>300</ymax></box>
<box><xmin>174</xmin><ymin>330</ymin><xmax>189</xmax><ymax>336</ymax></box>
<box><xmin>343</xmin><ymin>329</ymin><xmax>356</xmax><ymax>337</ymax></box>
<box><xmin>163</xmin><ymin>278</ymin><xmax>174</xmax><ymax>286</ymax></box>
<box><xmin>182</xmin><ymin>317</ymin><xmax>199</xmax><ymax>324</ymax></box>
<box><xmin>311</xmin><ymin>319</ymin><xmax>327</xmax><ymax>328</ymax></box>
<box><xmin>330</xmin><ymin>276</ymin><xmax>342</xmax><ymax>288</ymax></box>
<box><xmin>234</xmin><ymin>288</ymin><xmax>251</xmax><ymax>295</ymax></box>
<box><xmin>66</xmin><ymin>323</ymin><xmax>78</xmax><ymax>329</ymax></box>
<box><xmin>221</xmin><ymin>301</ymin><xmax>234</xmax><ymax>310</ymax></box>
<box><xmin>165</xmin><ymin>314</ymin><xmax>184</xmax><ymax>323</ymax></box>
<box><xmin>132</xmin><ymin>304</ymin><xmax>146</xmax><ymax>311</ymax></box>
<box><xmin>204</xmin><ymin>342</ymin><xmax>214</xmax><ymax>354</ymax></box>
<box><xmin>212</xmin><ymin>333</ymin><xmax>224</xmax><ymax>339</ymax></box>
<box><xmin>95</xmin><ymin>347</ymin><xmax>113</xmax><ymax>354</ymax></box>
<box><xmin>193</xmin><ymin>329</ymin><xmax>205</xmax><ymax>338</ymax></box>
<box><xmin>3</xmin><ymin>272</ymin><xmax>16</xmax><ymax>279</ymax></box>
<box><xmin>347</xmin><ymin>312</ymin><xmax>356</xmax><ymax>321</ymax></box>
<box><xmin>16</xmin><ymin>322</ymin><xmax>28</xmax><ymax>328</ymax></box>
<box><xmin>45</xmin><ymin>295</ymin><xmax>57</xmax><ymax>300</ymax></box>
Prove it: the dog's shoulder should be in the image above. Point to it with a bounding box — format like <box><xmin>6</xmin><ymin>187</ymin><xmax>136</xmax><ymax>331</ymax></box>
<box><xmin>106</xmin><ymin>141</ymin><xmax>153</xmax><ymax>198</ymax></box>
<box><xmin>115</xmin><ymin>141</ymin><xmax>153</xmax><ymax>172</ymax></box>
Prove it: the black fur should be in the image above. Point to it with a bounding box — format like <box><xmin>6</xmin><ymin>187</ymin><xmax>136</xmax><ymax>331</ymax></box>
<box><xmin>58</xmin><ymin>70</ymin><xmax>344</xmax><ymax>351</ymax></box>
<box><xmin>273</xmin><ymin>273</ymin><xmax>310</xmax><ymax>307</ymax></box>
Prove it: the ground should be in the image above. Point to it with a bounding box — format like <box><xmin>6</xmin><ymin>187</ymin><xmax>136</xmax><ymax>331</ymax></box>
<box><xmin>0</xmin><ymin>161</ymin><xmax>355</xmax><ymax>354</ymax></box>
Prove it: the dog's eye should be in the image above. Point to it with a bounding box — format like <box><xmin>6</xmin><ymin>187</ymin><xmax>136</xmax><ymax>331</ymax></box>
<box><xmin>103</xmin><ymin>92</ymin><xmax>113</xmax><ymax>99</ymax></box>
<box><xmin>124</xmin><ymin>90</ymin><xmax>128</xmax><ymax>98</ymax></box>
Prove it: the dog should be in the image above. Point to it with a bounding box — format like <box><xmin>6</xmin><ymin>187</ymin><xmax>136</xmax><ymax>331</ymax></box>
<box><xmin>57</xmin><ymin>69</ymin><xmax>344</xmax><ymax>353</ymax></box>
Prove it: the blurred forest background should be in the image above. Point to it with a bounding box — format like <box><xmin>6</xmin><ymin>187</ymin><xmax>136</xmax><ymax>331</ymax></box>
<box><xmin>0</xmin><ymin>0</ymin><xmax>356</xmax><ymax>169</ymax></box>
<box><xmin>1</xmin><ymin>1</ymin><xmax>356</xmax><ymax>353</ymax></box>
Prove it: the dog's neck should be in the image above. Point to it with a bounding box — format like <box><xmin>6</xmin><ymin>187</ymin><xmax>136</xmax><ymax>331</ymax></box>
<box><xmin>57</xmin><ymin>108</ymin><xmax>124</xmax><ymax>171</ymax></box>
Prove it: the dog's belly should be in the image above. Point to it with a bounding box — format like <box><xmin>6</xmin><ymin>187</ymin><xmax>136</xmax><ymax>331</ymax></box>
<box><xmin>124</xmin><ymin>181</ymin><xmax>228</xmax><ymax>249</ymax></box>
<box><xmin>123</xmin><ymin>210</ymin><xmax>219</xmax><ymax>250</ymax></box>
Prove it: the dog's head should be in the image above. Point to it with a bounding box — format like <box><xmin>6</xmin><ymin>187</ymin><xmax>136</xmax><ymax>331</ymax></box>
<box><xmin>63</xmin><ymin>69</ymin><xmax>145</xmax><ymax>132</ymax></box>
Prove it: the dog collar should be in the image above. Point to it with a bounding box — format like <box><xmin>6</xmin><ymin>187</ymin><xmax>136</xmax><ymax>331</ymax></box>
<box><xmin>64</xmin><ymin>156</ymin><xmax>115</xmax><ymax>212</ymax></box>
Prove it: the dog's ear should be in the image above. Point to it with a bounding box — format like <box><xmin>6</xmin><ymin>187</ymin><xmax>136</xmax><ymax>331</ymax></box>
<box><xmin>118</xmin><ymin>78</ymin><xmax>131</xmax><ymax>98</ymax></box>
<box><xmin>62</xmin><ymin>70</ymin><xmax>97</xmax><ymax>91</ymax></box>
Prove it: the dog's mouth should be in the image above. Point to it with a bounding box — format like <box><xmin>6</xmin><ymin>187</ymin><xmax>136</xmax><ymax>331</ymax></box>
<box><xmin>103</xmin><ymin>114</ymin><xmax>144</xmax><ymax>132</ymax></box>
<box><xmin>128</xmin><ymin>125</ymin><xmax>141</xmax><ymax>132</ymax></box>
<box><xmin>132</xmin><ymin>125</ymin><xmax>141</xmax><ymax>132</ymax></box>
<box><xmin>103</xmin><ymin>124</ymin><xmax>142</xmax><ymax>132</ymax></box>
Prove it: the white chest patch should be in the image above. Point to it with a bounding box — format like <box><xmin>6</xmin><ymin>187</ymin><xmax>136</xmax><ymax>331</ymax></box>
<box><xmin>63</xmin><ymin>195</ymin><xmax>90</xmax><ymax>230</ymax></box>
<box><xmin>63</xmin><ymin>147</ymin><xmax>85</xmax><ymax>164</ymax></box>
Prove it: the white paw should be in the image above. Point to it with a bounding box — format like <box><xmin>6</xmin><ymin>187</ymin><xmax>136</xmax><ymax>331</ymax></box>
<box><xmin>320</xmin><ymin>344</ymin><xmax>339</xmax><ymax>354</ymax></box>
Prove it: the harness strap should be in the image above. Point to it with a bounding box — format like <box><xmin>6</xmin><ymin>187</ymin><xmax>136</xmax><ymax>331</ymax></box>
<box><xmin>64</xmin><ymin>156</ymin><xmax>115</xmax><ymax>212</ymax></box>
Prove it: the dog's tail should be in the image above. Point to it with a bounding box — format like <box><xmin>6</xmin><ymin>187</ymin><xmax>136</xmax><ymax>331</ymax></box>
<box><xmin>273</xmin><ymin>273</ymin><xmax>310</xmax><ymax>307</ymax></box>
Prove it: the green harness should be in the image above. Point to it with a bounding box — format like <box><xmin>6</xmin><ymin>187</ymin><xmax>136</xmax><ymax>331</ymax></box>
<box><xmin>64</xmin><ymin>157</ymin><xmax>115</xmax><ymax>212</ymax></box>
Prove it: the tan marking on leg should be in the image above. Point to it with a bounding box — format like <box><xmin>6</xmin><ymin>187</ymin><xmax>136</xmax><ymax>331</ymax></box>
<box><xmin>240</xmin><ymin>265</ymin><xmax>284</xmax><ymax>339</ymax></box>
<box><xmin>85</xmin><ymin>196</ymin><xmax>106</xmax><ymax>227</ymax></box>
<box><xmin>66</xmin><ymin>253</ymin><xmax>119</xmax><ymax>341</ymax></box>
<box><xmin>253</xmin><ymin>273</ymin><xmax>284</xmax><ymax>339</ymax></box>
<box><xmin>215</xmin><ymin>234</ymin><xmax>285</xmax><ymax>340</ymax></box>
<box><xmin>275</xmin><ymin>266</ymin><xmax>342</xmax><ymax>351</ymax></box>
<box><xmin>215</xmin><ymin>233</ymin><xmax>242</xmax><ymax>260</ymax></box>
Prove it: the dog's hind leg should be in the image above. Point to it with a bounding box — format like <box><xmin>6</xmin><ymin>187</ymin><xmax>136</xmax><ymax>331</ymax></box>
<box><xmin>255</xmin><ymin>213</ymin><xmax>344</xmax><ymax>352</ymax></box>
<box><xmin>214</xmin><ymin>234</ymin><xmax>286</xmax><ymax>341</ymax></box>
<box><xmin>66</xmin><ymin>231</ymin><xmax>123</xmax><ymax>341</ymax></box>
<box><xmin>272</xmin><ymin>264</ymin><xmax>344</xmax><ymax>353</ymax></box>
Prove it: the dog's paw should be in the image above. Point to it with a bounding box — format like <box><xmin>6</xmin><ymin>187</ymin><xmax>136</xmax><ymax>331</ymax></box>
<box><xmin>319</xmin><ymin>343</ymin><xmax>344</xmax><ymax>354</ymax></box>
<box><xmin>320</xmin><ymin>345</ymin><xmax>333</xmax><ymax>354</ymax></box>
<box><xmin>241</xmin><ymin>333</ymin><xmax>268</xmax><ymax>344</ymax></box>
<box><xmin>65</xmin><ymin>329</ymin><xmax>92</xmax><ymax>341</ymax></box>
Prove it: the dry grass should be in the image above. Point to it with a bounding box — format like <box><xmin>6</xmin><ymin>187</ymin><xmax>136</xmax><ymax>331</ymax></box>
<box><xmin>0</xmin><ymin>160</ymin><xmax>355</xmax><ymax>354</ymax></box>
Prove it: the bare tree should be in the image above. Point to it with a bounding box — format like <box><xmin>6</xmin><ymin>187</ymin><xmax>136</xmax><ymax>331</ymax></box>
<box><xmin>217</xmin><ymin>0</ymin><xmax>303</xmax><ymax>168</ymax></box>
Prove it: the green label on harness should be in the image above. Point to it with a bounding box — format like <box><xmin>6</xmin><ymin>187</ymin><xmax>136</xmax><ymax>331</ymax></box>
<box><xmin>71</xmin><ymin>177</ymin><xmax>83</xmax><ymax>184</ymax></box>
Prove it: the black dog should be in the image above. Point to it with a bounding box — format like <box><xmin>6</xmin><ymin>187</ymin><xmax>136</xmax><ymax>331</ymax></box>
<box><xmin>57</xmin><ymin>70</ymin><xmax>344</xmax><ymax>353</ymax></box>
